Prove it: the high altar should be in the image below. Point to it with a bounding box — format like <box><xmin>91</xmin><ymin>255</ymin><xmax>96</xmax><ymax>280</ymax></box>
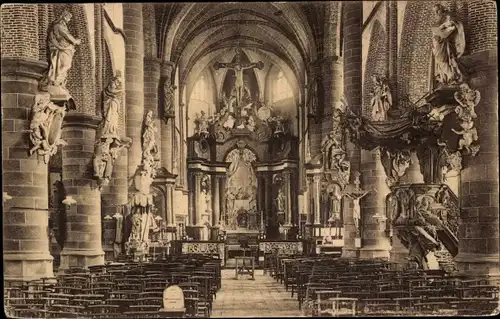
<box><xmin>186</xmin><ymin>50</ymin><xmax>300</xmax><ymax>264</ymax></box>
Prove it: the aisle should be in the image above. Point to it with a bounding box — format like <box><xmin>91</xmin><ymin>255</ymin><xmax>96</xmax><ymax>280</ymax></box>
<box><xmin>211</xmin><ymin>269</ymin><xmax>303</xmax><ymax>318</ymax></box>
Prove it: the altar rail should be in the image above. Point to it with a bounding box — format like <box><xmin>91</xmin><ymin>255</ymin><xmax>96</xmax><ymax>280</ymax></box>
<box><xmin>171</xmin><ymin>241</ymin><xmax>226</xmax><ymax>267</ymax></box>
<box><xmin>258</xmin><ymin>240</ymin><xmax>303</xmax><ymax>255</ymax></box>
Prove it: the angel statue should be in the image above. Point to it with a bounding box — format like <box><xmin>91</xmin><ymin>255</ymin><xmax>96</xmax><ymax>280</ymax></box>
<box><xmin>370</xmin><ymin>75</ymin><xmax>392</xmax><ymax>122</ymax></box>
<box><xmin>431</xmin><ymin>3</ymin><xmax>466</xmax><ymax>86</ymax></box>
<box><xmin>454</xmin><ymin>83</ymin><xmax>480</xmax><ymax>121</ymax></box>
<box><xmin>452</xmin><ymin>121</ymin><xmax>479</xmax><ymax>155</ymax></box>
<box><xmin>142</xmin><ymin>110</ymin><xmax>159</xmax><ymax>176</ymax></box>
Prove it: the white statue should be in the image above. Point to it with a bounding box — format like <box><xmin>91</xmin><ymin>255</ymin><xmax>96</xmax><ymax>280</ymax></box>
<box><xmin>343</xmin><ymin>173</ymin><xmax>374</xmax><ymax>237</ymax></box>
<box><xmin>142</xmin><ymin>110</ymin><xmax>159</xmax><ymax>176</ymax></box>
<box><xmin>321</xmin><ymin>132</ymin><xmax>344</xmax><ymax>170</ymax></box>
<box><xmin>194</xmin><ymin>111</ymin><xmax>209</xmax><ymax>136</ymax></box>
<box><xmin>370</xmin><ymin>75</ymin><xmax>392</xmax><ymax>122</ymax></box>
<box><xmin>452</xmin><ymin>121</ymin><xmax>479</xmax><ymax>155</ymax></box>
<box><xmin>275</xmin><ymin>188</ymin><xmax>285</xmax><ymax>213</ymax></box>
<box><xmin>431</xmin><ymin>4</ymin><xmax>466</xmax><ymax>86</ymax></box>
<box><xmin>101</xmin><ymin>71</ymin><xmax>123</xmax><ymax>138</ymax></box>
<box><xmin>454</xmin><ymin>83</ymin><xmax>480</xmax><ymax>121</ymax></box>
<box><xmin>221</xmin><ymin>91</ymin><xmax>237</xmax><ymax>114</ymax></box>
<box><xmin>29</xmin><ymin>92</ymin><xmax>67</xmax><ymax>163</ymax></box>
<box><xmin>40</xmin><ymin>10</ymin><xmax>81</xmax><ymax>94</ymax></box>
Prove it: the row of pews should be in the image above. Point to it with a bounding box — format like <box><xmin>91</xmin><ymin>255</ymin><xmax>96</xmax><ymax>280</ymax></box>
<box><xmin>267</xmin><ymin>255</ymin><xmax>499</xmax><ymax>316</ymax></box>
<box><xmin>4</xmin><ymin>255</ymin><xmax>222</xmax><ymax>318</ymax></box>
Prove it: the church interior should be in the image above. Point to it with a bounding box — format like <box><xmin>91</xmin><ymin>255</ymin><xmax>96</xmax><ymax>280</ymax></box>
<box><xmin>2</xmin><ymin>1</ymin><xmax>499</xmax><ymax>318</ymax></box>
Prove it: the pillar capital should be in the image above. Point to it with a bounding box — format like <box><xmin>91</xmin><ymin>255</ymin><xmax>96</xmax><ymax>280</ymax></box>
<box><xmin>1</xmin><ymin>57</ymin><xmax>47</xmax><ymax>80</ymax></box>
<box><xmin>161</xmin><ymin>60</ymin><xmax>175</xmax><ymax>76</ymax></box>
<box><xmin>62</xmin><ymin>112</ymin><xmax>101</xmax><ymax>129</ymax></box>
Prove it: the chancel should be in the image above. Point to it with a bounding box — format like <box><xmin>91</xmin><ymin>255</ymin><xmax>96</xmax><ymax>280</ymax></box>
<box><xmin>2</xmin><ymin>2</ymin><xmax>499</xmax><ymax>318</ymax></box>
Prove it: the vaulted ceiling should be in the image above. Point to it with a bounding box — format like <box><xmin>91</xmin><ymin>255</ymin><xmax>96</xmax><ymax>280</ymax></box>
<box><xmin>154</xmin><ymin>3</ymin><xmax>330</xmax><ymax>99</ymax></box>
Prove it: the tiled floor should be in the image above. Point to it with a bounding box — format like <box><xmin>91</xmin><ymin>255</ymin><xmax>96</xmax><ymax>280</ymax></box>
<box><xmin>211</xmin><ymin>269</ymin><xmax>304</xmax><ymax>318</ymax></box>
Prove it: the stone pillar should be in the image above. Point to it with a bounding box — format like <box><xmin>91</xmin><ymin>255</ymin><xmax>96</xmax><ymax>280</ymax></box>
<box><xmin>37</xmin><ymin>4</ymin><xmax>49</xmax><ymax>61</ymax></box>
<box><xmin>123</xmin><ymin>3</ymin><xmax>144</xmax><ymax>178</ymax></box>
<box><xmin>342</xmin><ymin>0</ymin><xmax>363</xmax><ymax>258</ymax></box>
<box><xmin>387</xmin><ymin>1</ymin><xmax>398</xmax><ymax>98</ymax></box>
<box><xmin>2</xmin><ymin>7</ymin><xmax>56</xmax><ymax>279</ymax></box>
<box><xmin>212</xmin><ymin>175</ymin><xmax>221</xmax><ymax>226</ymax></box>
<box><xmin>160</xmin><ymin>61</ymin><xmax>175</xmax><ymax>172</ymax></box>
<box><xmin>220</xmin><ymin>176</ymin><xmax>227</xmax><ymax>226</ymax></box>
<box><xmin>455</xmin><ymin>52</ymin><xmax>499</xmax><ymax>276</ymax></box>
<box><xmin>359</xmin><ymin>150</ymin><xmax>391</xmax><ymax>259</ymax></box>
<box><xmin>283</xmin><ymin>170</ymin><xmax>292</xmax><ymax>226</ymax></box>
<box><xmin>313</xmin><ymin>175</ymin><xmax>322</xmax><ymax>226</ymax></box>
<box><xmin>192</xmin><ymin>172</ymin><xmax>204</xmax><ymax>239</ymax></box>
<box><xmin>60</xmin><ymin>113</ymin><xmax>105</xmax><ymax>269</ymax></box>
<box><xmin>165</xmin><ymin>184</ymin><xmax>174</xmax><ymax>226</ymax></box>
<box><xmin>94</xmin><ymin>4</ymin><xmax>103</xmax><ymax>114</ymax></box>
<box><xmin>305</xmin><ymin>177</ymin><xmax>313</xmax><ymax>238</ymax></box>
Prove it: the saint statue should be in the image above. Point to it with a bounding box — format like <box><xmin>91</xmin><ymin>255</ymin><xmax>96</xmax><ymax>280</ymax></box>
<box><xmin>321</xmin><ymin>132</ymin><xmax>344</xmax><ymax>170</ymax></box>
<box><xmin>370</xmin><ymin>75</ymin><xmax>392</xmax><ymax>122</ymax></box>
<box><xmin>163</xmin><ymin>81</ymin><xmax>176</xmax><ymax>120</ymax></box>
<box><xmin>431</xmin><ymin>4</ymin><xmax>466</xmax><ymax>86</ymax></box>
<box><xmin>40</xmin><ymin>10</ymin><xmax>81</xmax><ymax>93</ymax></box>
<box><xmin>275</xmin><ymin>188</ymin><xmax>285</xmax><ymax>213</ymax></box>
<box><xmin>142</xmin><ymin>110</ymin><xmax>159</xmax><ymax>175</ymax></box>
<box><xmin>214</xmin><ymin>49</ymin><xmax>264</xmax><ymax>106</ymax></box>
<box><xmin>221</xmin><ymin>91</ymin><xmax>237</xmax><ymax>114</ymax></box>
<box><xmin>194</xmin><ymin>111</ymin><xmax>209</xmax><ymax>136</ymax></box>
<box><xmin>101</xmin><ymin>71</ymin><xmax>123</xmax><ymax>138</ymax></box>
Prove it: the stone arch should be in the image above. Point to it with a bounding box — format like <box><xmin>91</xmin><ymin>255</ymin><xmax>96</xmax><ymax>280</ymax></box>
<box><xmin>398</xmin><ymin>2</ymin><xmax>434</xmax><ymax>106</ymax></box>
<box><xmin>363</xmin><ymin>19</ymin><xmax>387</xmax><ymax>117</ymax></box>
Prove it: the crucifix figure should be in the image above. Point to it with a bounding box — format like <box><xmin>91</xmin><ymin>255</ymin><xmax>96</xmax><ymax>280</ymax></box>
<box><xmin>343</xmin><ymin>172</ymin><xmax>376</xmax><ymax>238</ymax></box>
<box><xmin>214</xmin><ymin>49</ymin><xmax>264</xmax><ymax>107</ymax></box>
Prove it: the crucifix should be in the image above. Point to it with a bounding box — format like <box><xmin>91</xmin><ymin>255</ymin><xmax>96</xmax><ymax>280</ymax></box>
<box><xmin>343</xmin><ymin>172</ymin><xmax>376</xmax><ymax>239</ymax></box>
<box><xmin>214</xmin><ymin>49</ymin><xmax>264</xmax><ymax>107</ymax></box>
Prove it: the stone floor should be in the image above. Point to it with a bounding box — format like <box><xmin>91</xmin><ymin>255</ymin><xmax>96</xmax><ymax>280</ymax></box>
<box><xmin>211</xmin><ymin>269</ymin><xmax>304</xmax><ymax>318</ymax></box>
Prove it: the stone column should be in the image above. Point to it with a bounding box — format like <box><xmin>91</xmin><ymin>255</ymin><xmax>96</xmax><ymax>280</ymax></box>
<box><xmin>387</xmin><ymin>1</ymin><xmax>398</xmax><ymax>99</ymax></box>
<box><xmin>160</xmin><ymin>61</ymin><xmax>175</xmax><ymax>172</ymax></box>
<box><xmin>123</xmin><ymin>3</ymin><xmax>144</xmax><ymax>178</ymax></box>
<box><xmin>359</xmin><ymin>150</ymin><xmax>391</xmax><ymax>259</ymax></box>
<box><xmin>220</xmin><ymin>176</ymin><xmax>227</xmax><ymax>226</ymax></box>
<box><xmin>313</xmin><ymin>175</ymin><xmax>322</xmax><ymax>226</ymax></box>
<box><xmin>283</xmin><ymin>171</ymin><xmax>292</xmax><ymax>227</ymax></box>
<box><xmin>305</xmin><ymin>177</ymin><xmax>313</xmax><ymax>238</ymax></box>
<box><xmin>165</xmin><ymin>184</ymin><xmax>175</xmax><ymax>227</ymax></box>
<box><xmin>342</xmin><ymin>0</ymin><xmax>363</xmax><ymax>258</ymax></box>
<box><xmin>192</xmin><ymin>172</ymin><xmax>204</xmax><ymax>239</ymax></box>
<box><xmin>2</xmin><ymin>4</ymin><xmax>54</xmax><ymax>280</ymax></box>
<box><xmin>455</xmin><ymin>52</ymin><xmax>499</xmax><ymax>276</ymax></box>
<box><xmin>60</xmin><ymin>113</ymin><xmax>105</xmax><ymax>269</ymax></box>
<box><xmin>212</xmin><ymin>175</ymin><xmax>221</xmax><ymax>226</ymax></box>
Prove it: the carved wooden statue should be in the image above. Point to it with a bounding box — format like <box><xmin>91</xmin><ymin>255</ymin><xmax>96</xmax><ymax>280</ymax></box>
<box><xmin>39</xmin><ymin>10</ymin><xmax>81</xmax><ymax>96</ymax></box>
<box><xmin>343</xmin><ymin>172</ymin><xmax>375</xmax><ymax>237</ymax></box>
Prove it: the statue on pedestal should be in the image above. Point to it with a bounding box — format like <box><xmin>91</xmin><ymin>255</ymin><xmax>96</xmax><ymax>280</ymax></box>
<box><xmin>94</xmin><ymin>72</ymin><xmax>132</xmax><ymax>189</ymax></box>
<box><xmin>431</xmin><ymin>3</ymin><xmax>466</xmax><ymax>86</ymax></box>
<box><xmin>39</xmin><ymin>10</ymin><xmax>81</xmax><ymax>98</ymax></box>
<box><xmin>370</xmin><ymin>75</ymin><xmax>392</xmax><ymax>122</ymax></box>
<box><xmin>275</xmin><ymin>188</ymin><xmax>285</xmax><ymax>214</ymax></box>
<box><xmin>127</xmin><ymin>111</ymin><xmax>160</xmax><ymax>257</ymax></box>
<box><xmin>163</xmin><ymin>81</ymin><xmax>176</xmax><ymax>121</ymax></box>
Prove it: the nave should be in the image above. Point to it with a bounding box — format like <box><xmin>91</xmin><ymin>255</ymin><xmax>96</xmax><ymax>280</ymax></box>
<box><xmin>211</xmin><ymin>269</ymin><xmax>301</xmax><ymax>318</ymax></box>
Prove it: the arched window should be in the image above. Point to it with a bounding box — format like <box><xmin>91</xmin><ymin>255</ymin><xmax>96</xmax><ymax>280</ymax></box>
<box><xmin>273</xmin><ymin>71</ymin><xmax>293</xmax><ymax>102</ymax></box>
<box><xmin>191</xmin><ymin>75</ymin><xmax>208</xmax><ymax>102</ymax></box>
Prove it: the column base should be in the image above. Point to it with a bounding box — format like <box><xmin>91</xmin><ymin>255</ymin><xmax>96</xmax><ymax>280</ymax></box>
<box><xmin>455</xmin><ymin>252</ymin><xmax>500</xmax><ymax>276</ymax></box>
<box><xmin>3</xmin><ymin>252</ymin><xmax>54</xmax><ymax>282</ymax></box>
<box><xmin>341</xmin><ymin>248</ymin><xmax>360</xmax><ymax>259</ymax></box>
<box><xmin>359</xmin><ymin>245</ymin><xmax>391</xmax><ymax>260</ymax></box>
<box><xmin>59</xmin><ymin>249</ymin><xmax>105</xmax><ymax>270</ymax></box>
